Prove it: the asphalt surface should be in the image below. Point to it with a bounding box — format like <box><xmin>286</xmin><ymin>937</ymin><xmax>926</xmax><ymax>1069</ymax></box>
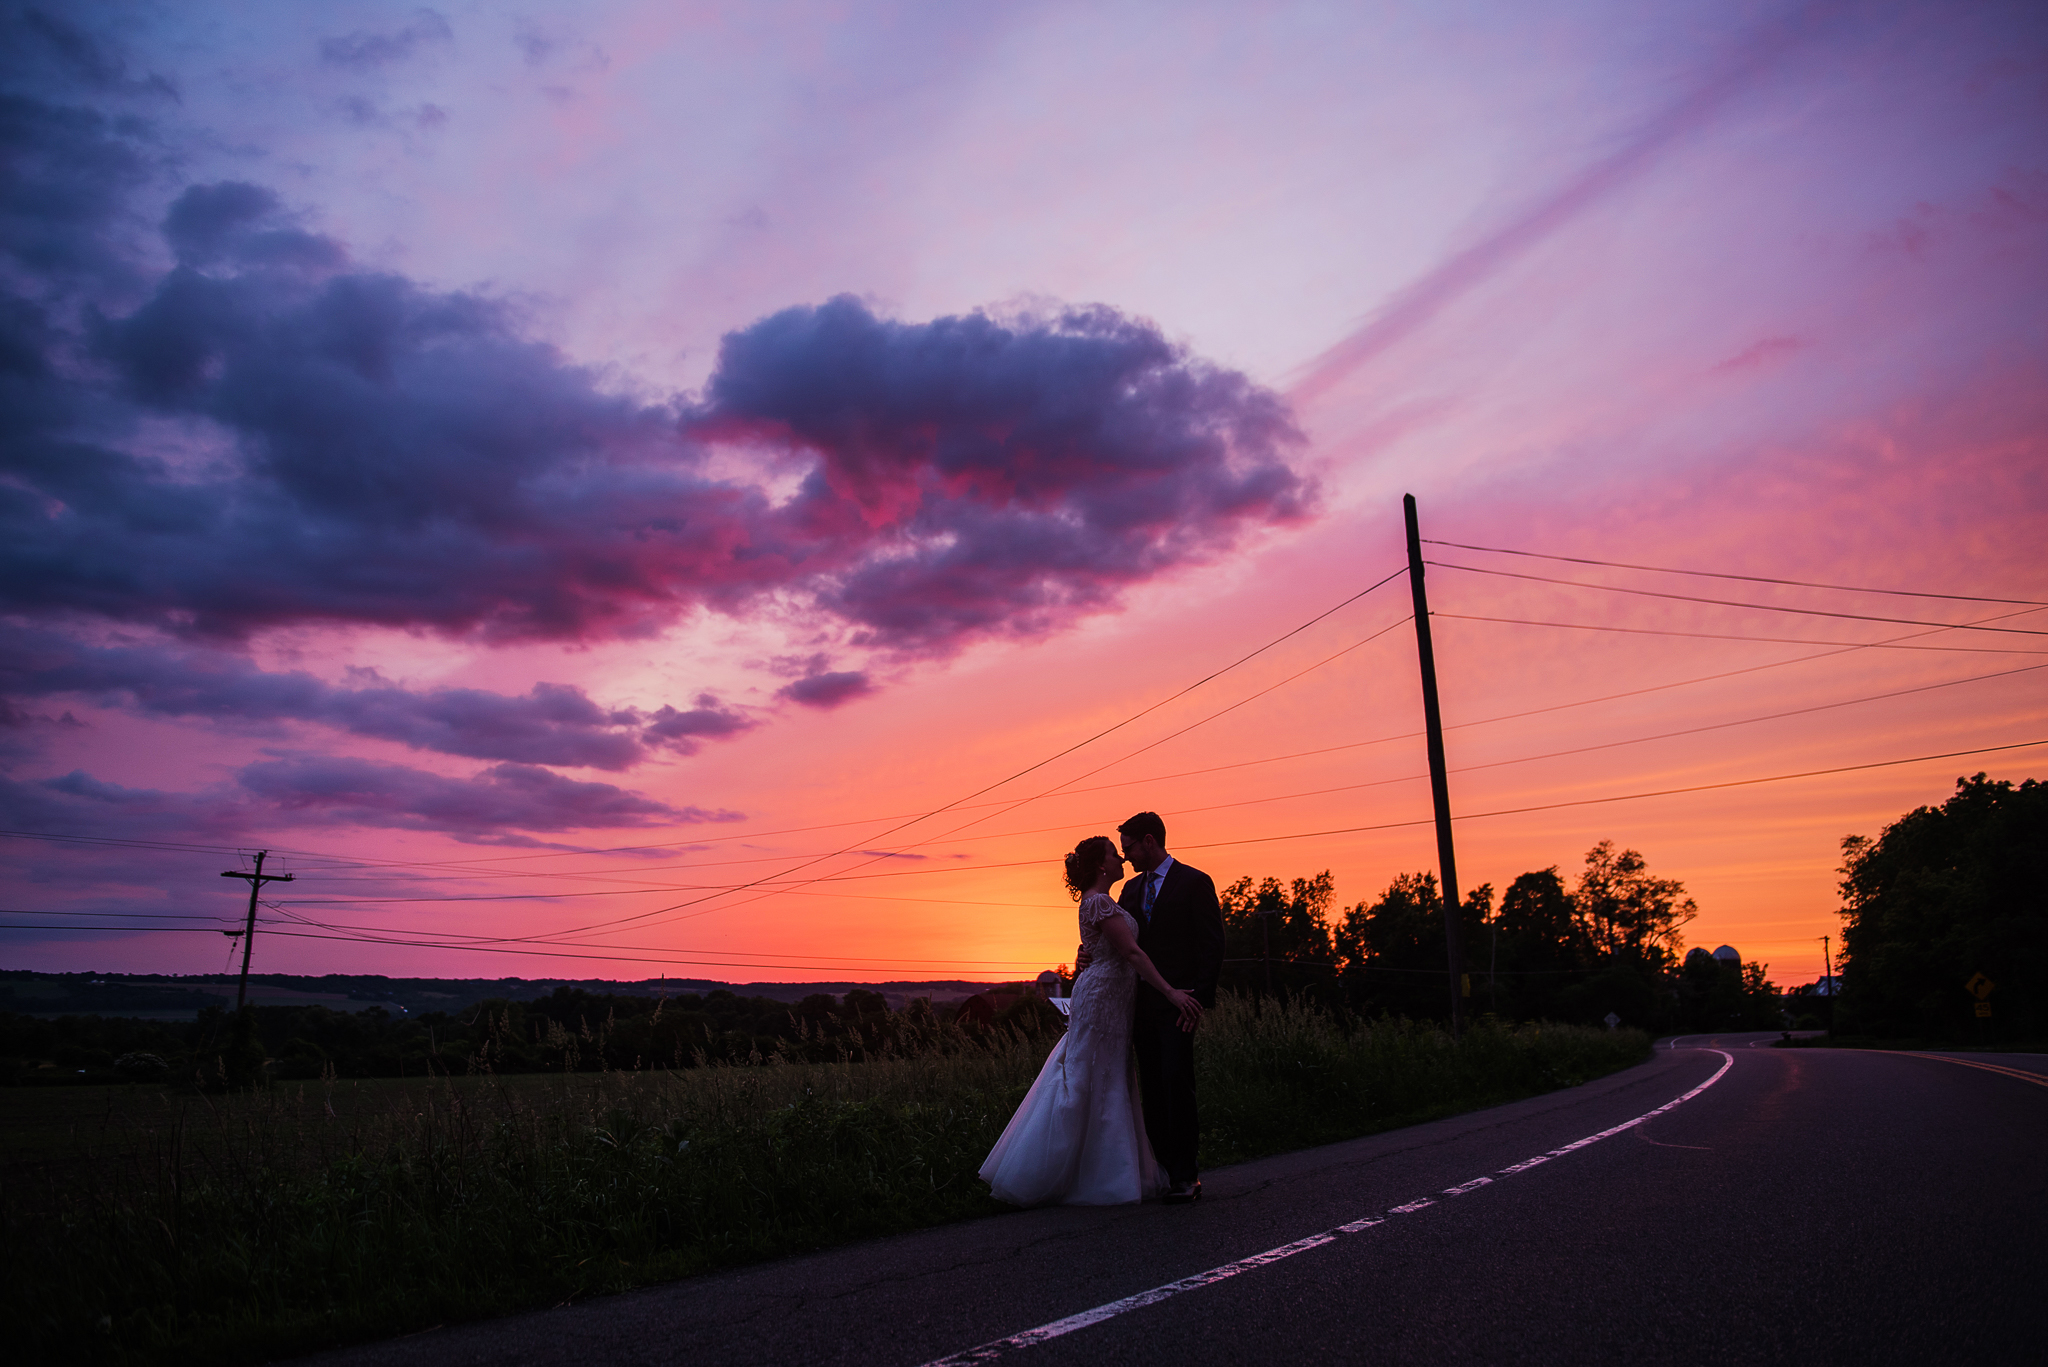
<box><xmin>301</xmin><ymin>1036</ymin><xmax>2046</xmax><ymax>1366</ymax></box>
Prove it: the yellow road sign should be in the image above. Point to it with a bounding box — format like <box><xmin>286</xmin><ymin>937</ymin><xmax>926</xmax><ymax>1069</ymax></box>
<box><xmin>1965</xmin><ymin>972</ymin><xmax>1995</xmax><ymax>1001</ymax></box>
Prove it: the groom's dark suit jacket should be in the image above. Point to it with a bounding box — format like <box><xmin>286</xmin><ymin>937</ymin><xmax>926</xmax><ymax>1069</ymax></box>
<box><xmin>1119</xmin><ymin>858</ymin><xmax>1226</xmax><ymax>1015</ymax></box>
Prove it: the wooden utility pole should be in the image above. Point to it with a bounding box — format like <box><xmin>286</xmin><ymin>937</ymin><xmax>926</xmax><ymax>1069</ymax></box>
<box><xmin>221</xmin><ymin>850</ymin><xmax>293</xmax><ymax>1011</ymax></box>
<box><xmin>1404</xmin><ymin>494</ymin><xmax>1465</xmax><ymax>1034</ymax></box>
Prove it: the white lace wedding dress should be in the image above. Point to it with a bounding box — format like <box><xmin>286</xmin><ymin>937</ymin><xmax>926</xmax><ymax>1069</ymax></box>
<box><xmin>979</xmin><ymin>892</ymin><xmax>1164</xmax><ymax>1205</ymax></box>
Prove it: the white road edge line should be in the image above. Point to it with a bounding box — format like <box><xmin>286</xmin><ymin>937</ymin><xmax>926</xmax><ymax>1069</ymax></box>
<box><xmin>920</xmin><ymin>1049</ymin><xmax>1736</xmax><ymax>1367</ymax></box>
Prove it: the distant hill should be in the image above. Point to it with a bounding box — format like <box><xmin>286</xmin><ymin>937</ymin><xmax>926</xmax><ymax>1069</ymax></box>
<box><xmin>0</xmin><ymin>970</ymin><xmax>995</xmax><ymax>1020</ymax></box>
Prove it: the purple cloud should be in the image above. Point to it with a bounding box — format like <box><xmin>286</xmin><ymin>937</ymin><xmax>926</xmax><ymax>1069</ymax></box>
<box><xmin>778</xmin><ymin>670</ymin><xmax>873</xmax><ymax>709</ymax></box>
<box><xmin>4</xmin><ymin>147</ymin><xmax>1309</xmax><ymax>651</ymax></box>
<box><xmin>691</xmin><ymin>296</ymin><xmax>1315</xmax><ymax>652</ymax></box>
<box><xmin>0</xmin><ymin>36</ymin><xmax>1314</xmax><ymax>840</ymax></box>
<box><xmin>236</xmin><ymin>755</ymin><xmax>731</xmax><ymax>838</ymax></box>
<box><xmin>1</xmin><ymin>756</ymin><xmax>739</xmax><ymax>850</ymax></box>
<box><xmin>0</xmin><ymin>628</ymin><xmax>753</xmax><ymax>769</ymax></box>
<box><xmin>161</xmin><ymin>181</ymin><xmax>345</xmax><ymax>272</ymax></box>
<box><xmin>642</xmin><ymin>695</ymin><xmax>756</xmax><ymax>749</ymax></box>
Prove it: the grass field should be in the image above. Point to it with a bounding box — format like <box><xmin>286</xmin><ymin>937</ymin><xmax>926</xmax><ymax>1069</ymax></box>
<box><xmin>2</xmin><ymin>998</ymin><xmax>1650</xmax><ymax>1366</ymax></box>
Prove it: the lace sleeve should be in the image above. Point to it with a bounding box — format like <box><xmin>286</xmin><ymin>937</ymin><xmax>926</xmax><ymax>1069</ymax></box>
<box><xmin>1077</xmin><ymin>892</ymin><xmax>1122</xmax><ymax>932</ymax></box>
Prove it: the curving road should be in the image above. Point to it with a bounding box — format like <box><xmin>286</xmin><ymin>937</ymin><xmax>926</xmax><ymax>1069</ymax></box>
<box><xmin>307</xmin><ymin>1037</ymin><xmax>2046</xmax><ymax>1366</ymax></box>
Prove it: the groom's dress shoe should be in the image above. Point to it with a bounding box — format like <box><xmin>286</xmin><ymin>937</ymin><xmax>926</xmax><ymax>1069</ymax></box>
<box><xmin>1163</xmin><ymin>1180</ymin><xmax>1201</xmax><ymax>1204</ymax></box>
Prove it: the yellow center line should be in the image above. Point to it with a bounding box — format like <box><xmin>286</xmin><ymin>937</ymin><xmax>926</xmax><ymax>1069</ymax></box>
<box><xmin>1863</xmin><ymin>1050</ymin><xmax>2048</xmax><ymax>1089</ymax></box>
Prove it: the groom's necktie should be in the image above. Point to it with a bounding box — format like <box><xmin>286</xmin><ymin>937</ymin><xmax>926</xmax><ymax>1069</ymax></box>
<box><xmin>1142</xmin><ymin>871</ymin><xmax>1161</xmax><ymax>921</ymax></box>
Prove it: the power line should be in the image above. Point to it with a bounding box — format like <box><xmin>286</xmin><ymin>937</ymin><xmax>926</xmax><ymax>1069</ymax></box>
<box><xmin>252</xmin><ymin>612</ymin><xmax>2048</xmax><ymax>890</ymax></box>
<box><xmin>280</xmin><ymin>733</ymin><xmax>2048</xmax><ymax>909</ymax></box>
<box><xmin>8</xmin><ymin>534</ymin><xmax>2040</xmax><ymax>971</ymax></box>
<box><xmin>1</xmin><ymin>914</ymin><xmax>1057</xmax><ymax>976</ymax></box>
<box><xmin>1179</xmin><ymin>737</ymin><xmax>2048</xmax><ymax>852</ymax></box>
<box><xmin>6</xmin><ymin>594</ymin><xmax>2032</xmax><ymax>896</ymax></box>
<box><xmin>0</xmin><ymin>909</ymin><xmax>241</xmax><ymax>924</ymax></box>
<box><xmin>1439</xmin><ymin>661</ymin><xmax>2048</xmax><ymax>777</ymax></box>
<box><xmin>0</xmin><ymin>831</ymin><xmax>271</xmax><ymax>856</ymax></box>
<box><xmin>1428</xmin><ymin>561</ymin><xmax>2048</xmax><ymax>636</ymax></box>
<box><xmin>256</xmin><ymin>906</ymin><xmax>1056</xmax><ymax>968</ymax></box>
<box><xmin>463</xmin><ymin>569</ymin><xmax>1412</xmax><ymax>946</ymax></box>
<box><xmin>887</xmin><ymin>655</ymin><xmax>2048</xmax><ymax>842</ymax></box>
<box><xmin>1420</xmin><ymin>538</ymin><xmax>2048</xmax><ymax>607</ymax></box>
<box><xmin>247</xmin><ymin>922</ymin><xmax>1059</xmax><ymax>976</ymax></box>
<box><xmin>264</xmin><ymin>909</ymin><xmax>1044</xmax><ymax>968</ymax></box>
<box><xmin>1437</xmin><ymin>613</ymin><xmax>2048</xmax><ymax>654</ymax></box>
<box><xmin>235</xmin><ymin>734</ymin><xmax>2048</xmax><ymax>969</ymax></box>
<box><xmin>265</xmin><ymin>656</ymin><xmax>2048</xmax><ymax>907</ymax></box>
<box><xmin>0</xmin><ymin>921</ymin><xmax>240</xmax><ymax>933</ymax></box>
<box><xmin>464</xmin><ymin>607</ymin><xmax>1417</xmax><ymax>945</ymax></box>
<box><xmin>292</xmin><ymin>616</ymin><xmax>1420</xmax><ymax>897</ymax></box>
<box><xmin>848</xmin><ymin>614</ymin><xmax>1414</xmax><ymax>873</ymax></box>
<box><xmin>127</xmin><ymin>574</ymin><xmax>1404</xmax><ymax>954</ymax></box>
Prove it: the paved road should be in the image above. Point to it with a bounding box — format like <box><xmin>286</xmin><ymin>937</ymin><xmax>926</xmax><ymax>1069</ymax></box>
<box><xmin>305</xmin><ymin>1038</ymin><xmax>2045</xmax><ymax>1366</ymax></box>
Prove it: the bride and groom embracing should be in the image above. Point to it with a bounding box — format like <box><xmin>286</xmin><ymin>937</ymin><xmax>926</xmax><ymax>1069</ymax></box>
<box><xmin>979</xmin><ymin>811</ymin><xmax>1224</xmax><ymax>1207</ymax></box>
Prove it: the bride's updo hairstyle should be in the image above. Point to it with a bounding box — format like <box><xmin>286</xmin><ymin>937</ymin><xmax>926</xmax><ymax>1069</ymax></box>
<box><xmin>1063</xmin><ymin>835</ymin><xmax>1115</xmax><ymax>901</ymax></box>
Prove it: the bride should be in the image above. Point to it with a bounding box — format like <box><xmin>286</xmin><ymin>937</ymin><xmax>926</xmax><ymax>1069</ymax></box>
<box><xmin>979</xmin><ymin>835</ymin><xmax>1204</xmax><ymax>1206</ymax></box>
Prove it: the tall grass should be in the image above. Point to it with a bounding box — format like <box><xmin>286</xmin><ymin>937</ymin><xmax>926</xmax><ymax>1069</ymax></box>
<box><xmin>1199</xmin><ymin>997</ymin><xmax>1648</xmax><ymax>1161</ymax></box>
<box><xmin>1</xmin><ymin>999</ymin><xmax>1646</xmax><ymax>1366</ymax></box>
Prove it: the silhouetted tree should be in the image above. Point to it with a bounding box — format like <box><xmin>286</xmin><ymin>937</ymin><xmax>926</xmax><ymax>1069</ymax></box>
<box><xmin>1497</xmin><ymin>868</ymin><xmax>1583</xmax><ymax>963</ymax></box>
<box><xmin>1473</xmin><ymin>868</ymin><xmax>1588</xmax><ymax>1020</ymax></box>
<box><xmin>1331</xmin><ymin>872</ymin><xmax>1490</xmax><ymax>1019</ymax></box>
<box><xmin>1838</xmin><ymin>773</ymin><xmax>2046</xmax><ymax>1039</ymax></box>
<box><xmin>1676</xmin><ymin>947</ymin><xmax>1781</xmax><ymax>1030</ymax></box>
<box><xmin>1219</xmin><ymin>871</ymin><xmax>1336</xmax><ymax>961</ymax></box>
<box><xmin>1571</xmin><ymin>840</ymin><xmax>1694</xmax><ymax>973</ymax></box>
<box><xmin>1217</xmin><ymin>871</ymin><xmax>1337</xmax><ymax>998</ymax></box>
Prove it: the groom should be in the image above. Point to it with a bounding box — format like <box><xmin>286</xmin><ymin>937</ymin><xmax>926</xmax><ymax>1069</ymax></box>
<box><xmin>1115</xmin><ymin>810</ymin><xmax>1224</xmax><ymax>1204</ymax></box>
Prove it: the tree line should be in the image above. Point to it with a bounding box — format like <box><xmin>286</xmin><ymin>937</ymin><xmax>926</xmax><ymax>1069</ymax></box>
<box><xmin>1215</xmin><ymin>838</ymin><xmax>1781</xmax><ymax>1033</ymax></box>
<box><xmin>1836</xmin><ymin>773</ymin><xmax>2043</xmax><ymax>1040</ymax></box>
<box><xmin>0</xmin><ymin>984</ymin><xmax>1050</xmax><ymax>1087</ymax></box>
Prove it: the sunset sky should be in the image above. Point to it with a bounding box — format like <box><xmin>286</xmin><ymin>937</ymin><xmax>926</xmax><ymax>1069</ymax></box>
<box><xmin>4</xmin><ymin>0</ymin><xmax>2044</xmax><ymax>990</ymax></box>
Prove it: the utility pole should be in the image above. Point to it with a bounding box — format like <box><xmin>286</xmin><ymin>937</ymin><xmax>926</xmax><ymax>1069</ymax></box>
<box><xmin>221</xmin><ymin>850</ymin><xmax>293</xmax><ymax>1011</ymax></box>
<box><xmin>1404</xmin><ymin>494</ymin><xmax>1465</xmax><ymax>1034</ymax></box>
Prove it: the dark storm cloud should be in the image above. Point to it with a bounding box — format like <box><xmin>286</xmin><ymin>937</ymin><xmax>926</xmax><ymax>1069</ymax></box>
<box><xmin>692</xmin><ymin>296</ymin><xmax>1314</xmax><ymax>651</ymax></box>
<box><xmin>6</xmin><ymin>161</ymin><xmax>1310</xmax><ymax>651</ymax></box>
<box><xmin>0</xmin><ymin>627</ymin><xmax>755</xmax><ymax>769</ymax></box>
<box><xmin>0</xmin><ymin>61</ymin><xmax>1313</xmax><ymax>838</ymax></box>
<box><xmin>161</xmin><ymin>181</ymin><xmax>346</xmax><ymax>271</ymax></box>
<box><xmin>0</xmin><ymin>91</ymin><xmax>150</xmax><ymax>285</ymax></box>
<box><xmin>5</xmin><ymin>8</ymin><xmax>177</xmax><ymax>99</ymax></box>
